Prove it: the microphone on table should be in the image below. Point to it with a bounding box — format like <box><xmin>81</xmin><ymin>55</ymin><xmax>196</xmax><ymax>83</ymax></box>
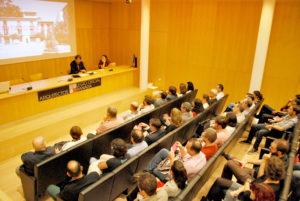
<box><xmin>22</xmin><ymin>77</ymin><xmax>33</xmax><ymax>91</ymax></box>
<box><xmin>60</xmin><ymin>71</ymin><xmax>73</xmax><ymax>82</ymax></box>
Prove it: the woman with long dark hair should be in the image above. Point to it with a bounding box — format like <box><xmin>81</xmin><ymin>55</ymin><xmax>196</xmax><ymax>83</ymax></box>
<box><xmin>158</xmin><ymin>160</ymin><xmax>187</xmax><ymax>197</ymax></box>
<box><xmin>98</xmin><ymin>54</ymin><xmax>110</xmax><ymax>69</ymax></box>
<box><xmin>187</xmin><ymin>81</ymin><xmax>194</xmax><ymax>91</ymax></box>
<box><xmin>192</xmin><ymin>99</ymin><xmax>204</xmax><ymax>116</ymax></box>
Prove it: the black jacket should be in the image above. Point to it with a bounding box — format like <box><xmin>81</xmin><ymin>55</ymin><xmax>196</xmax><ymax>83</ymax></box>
<box><xmin>70</xmin><ymin>60</ymin><xmax>86</xmax><ymax>74</ymax></box>
<box><xmin>145</xmin><ymin>128</ymin><xmax>166</xmax><ymax>145</ymax></box>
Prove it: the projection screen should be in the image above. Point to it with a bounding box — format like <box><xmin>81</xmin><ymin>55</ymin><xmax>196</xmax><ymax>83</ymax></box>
<box><xmin>0</xmin><ymin>0</ymin><xmax>76</xmax><ymax>65</ymax></box>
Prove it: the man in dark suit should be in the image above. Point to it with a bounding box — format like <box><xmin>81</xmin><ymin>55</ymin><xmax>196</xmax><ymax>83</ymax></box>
<box><xmin>16</xmin><ymin>136</ymin><xmax>55</xmax><ymax>177</ymax></box>
<box><xmin>47</xmin><ymin>160</ymin><xmax>100</xmax><ymax>201</ymax></box>
<box><xmin>70</xmin><ymin>55</ymin><xmax>86</xmax><ymax>74</ymax></box>
<box><xmin>166</xmin><ymin>86</ymin><xmax>178</xmax><ymax>101</ymax></box>
<box><xmin>139</xmin><ymin>118</ymin><xmax>166</xmax><ymax>145</ymax></box>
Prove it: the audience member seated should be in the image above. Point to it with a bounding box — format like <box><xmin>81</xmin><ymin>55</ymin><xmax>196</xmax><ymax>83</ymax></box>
<box><xmin>127</xmin><ymin>129</ymin><xmax>148</xmax><ymax>158</ymax></box>
<box><xmin>178</xmin><ymin>83</ymin><xmax>187</xmax><ymax>97</ymax></box>
<box><xmin>230</xmin><ymin>182</ymin><xmax>276</xmax><ymax>201</ymax></box>
<box><xmin>214</xmin><ymin>116</ymin><xmax>230</xmax><ymax>148</ymax></box>
<box><xmin>47</xmin><ymin>160</ymin><xmax>100</xmax><ymax>201</ymax></box>
<box><xmin>291</xmin><ymin>161</ymin><xmax>300</xmax><ymax>201</ymax></box>
<box><xmin>253</xmin><ymin>90</ymin><xmax>263</xmax><ymax>105</ymax></box>
<box><xmin>153</xmin><ymin>91</ymin><xmax>167</xmax><ymax>107</ymax></box>
<box><xmin>225</xmin><ymin>156</ymin><xmax>285</xmax><ymax>201</ymax></box>
<box><xmin>200</xmin><ymin>128</ymin><xmax>218</xmax><ymax>160</ymax></box>
<box><xmin>202</xmin><ymin>94</ymin><xmax>210</xmax><ymax>110</ymax></box>
<box><xmin>139</xmin><ymin>118</ymin><xmax>166</xmax><ymax>145</ymax></box>
<box><xmin>159</xmin><ymin>160</ymin><xmax>187</xmax><ymax>197</ymax></box>
<box><xmin>240</xmin><ymin>105</ymin><xmax>299</xmax><ymax>153</ymax></box>
<box><xmin>259</xmin><ymin>95</ymin><xmax>300</xmax><ymax>124</ymax></box>
<box><xmin>216</xmin><ymin>84</ymin><xmax>224</xmax><ymax>100</ymax></box>
<box><xmin>242</xmin><ymin>98</ymin><xmax>253</xmax><ymax>116</ymax></box>
<box><xmin>139</xmin><ymin>95</ymin><xmax>155</xmax><ymax>114</ymax></box>
<box><xmin>124</xmin><ymin>173</ymin><xmax>168</xmax><ymax>201</ymax></box>
<box><xmin>144</xmin><ymin>139</ymin><xmax>206</xmax><ymax>182</ymax></box>
<box><xmin>125</xmin><ymin>160</ymin><xmax>187</xmax><ymax>201</ymax></box>
<box><xmin>166</xmin><ymin>86</ymin><xmax>178</xmax><ymax>101</ymax></box>
<box><xmin>225</xmin><ymin>112</ymin><xmax>237</xmax><ymax>135</ymax></box>
<box><xmin>87</xmin><ymin>138</ymin><xmax>128</xmax><ymax>175</ymax></box>
<box><xmin>57</xmin><ymin>126</ymin><xmax>87</xmax><ymax>152</ymax></box>
<box><xmin>257</xmin><ymin>94</ymin><xmax>299</xmax><ymax>122</ymax></box>
<box><xmin>279</xmin><ymin>94</ymin><xmax>300</xmax><ymax>112</ymax></box>
<box><xmin>209</xmin><ymin>89</ymin><xmax>218</xmax><ymax>105</ymax></box>
<box><xmin>95</xmin><ymin>106</ymin><xmax>124</xmax><ymax>135</ymax></box>
<box><xmin>233</xmin><ymin>103</ymin><xmax>245</xmax><ymax>124</ymax></box>
<box><xmin>181</xmin><ymin>102</ymin><xmax>193</xmax><ymax>123</ymax></box>
<box><xmin>187</xmin><ymin>81</ymin><xmax>194</xmax><ymax>92</ymax></box>
<box><xmin>192</xmin><ymin>99</ymin><xmax>204</xmax><ymax>116</ymax></box>
<box><xmin>162</xmin><ymin>108</ymin><xmax>183</xmax><ymax>133</ymax></box>
<box><xmin>202</xmin><ymin>156</ymin><xmax>285</xmax><ymax>201</ymax></box>
<box><xmin>121</xmin><ymin>102</ymin><xmax>141</xmax><ymax>121</ymax></box>
<box><xmin>224</xmin><ymin>92</ymin><xmax>257</xmax><ymax>113</ymax></box>
<box><xmin>16</xmin><ymin>136</ymin><xmax>55</xmax><ymax>177</ymax></box>
<box><xmin>223</xmin><ymin>139</ymin><xmax>289</xmax><ymax>184</ymax></box>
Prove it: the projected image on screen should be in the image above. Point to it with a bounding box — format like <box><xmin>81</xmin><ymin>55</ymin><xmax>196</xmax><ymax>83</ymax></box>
<box><xmin>0</xmin><ymin>0</ymin><xmax>75</xmax><ymax>62</ymax></box>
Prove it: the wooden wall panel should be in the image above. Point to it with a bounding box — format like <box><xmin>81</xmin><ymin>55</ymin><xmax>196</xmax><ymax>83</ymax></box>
<box><xmin>149</xmin><ymin>0</ymin><xmax>262</xmax><ymax>103</ymax></box>
<box><xmin>260</xmin><ymin>1</ymin><xmax>300</xmax><ymax>109</ymax></box>
<box><xmin>109</xmin><ymin>1</ymin><xmax>141</xmax><ymax>66</ymax></box>
<box><xmin>0</xmin><ymin>0</ymin><xmax>110</xmax><ymax>82</ymax></box>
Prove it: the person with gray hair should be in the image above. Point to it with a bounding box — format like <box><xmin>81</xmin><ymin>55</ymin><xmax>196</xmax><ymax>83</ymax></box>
<box><xmin>209</xmin><ymin>89</ymin><xmax>218</xmax><ymax>105</ymax></box>
<box><xmin>96</xmin><ymin>106</ymin><xmax>124</xmax><ymax>134</ymax></box>
<box><xmin>242</xmin><ymin>98</ymin><xmax>253</xmax><ymax>116</ymax></box>
<box><xmin>181</xmin><ymin>102</ymin><xmax>193</xmax><ymax>123</ymax></box>
<box><xmin>121</xmin><ymin>102</ymin><xmax>141</xmax><ymax>121</ymax></box>
<box><xmin>16</xmin><ymin>136</ymin><xmax>55</xmax><ymax>176</ymax></box>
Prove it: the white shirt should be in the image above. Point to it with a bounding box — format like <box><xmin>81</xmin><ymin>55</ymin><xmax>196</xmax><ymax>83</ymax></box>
<box><xmin>225</xmin><ymin>126</ymin><xmax>235</xmax><ymax>135</ymax></box>
<box><xmin>236</xmin><ymin>113</ymin><xmax>245</xmax><ymax>124</ymax></box>
<box><xmin>121</xmin><ymin>110</ymin><xmax>140</xmax><ymax>121</ymax></box>
<box><xmin>161</xmin><ymin>180</ymin><xmax>180</xmax><ymax>197</ymax></box>
<box><xmin>139</xmin><ymin>104</ymin><xmax>155</xmax><ymax>114</ymax></box>
<box><xmin>216</xmin><ymin>92</ymin><xmax>224</xmax><ymax>100</ymax></box>
<box><xmin>203</xmin><ymin>103</ymin><xmax>209</xmax><ymax>109</ymax></box>
<box><xmin>243</xmin><ymin>108</ymin><xmax>251</xmax><ymax>116</ymax></box>
<box><xmin>127</xmin><ymin>141</ymin><xmax>148</xmax><ymax>158</ymax></box>
<box><xmin>61</xmin><ymin>137</ymin><xmax>87</xmax><ymax>151</ymax></box>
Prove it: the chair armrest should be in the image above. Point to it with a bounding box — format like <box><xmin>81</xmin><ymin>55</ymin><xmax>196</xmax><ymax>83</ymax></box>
<box><xmin>19</xmin><ymin>168</ymin><xmax>37</xmax><ymax>201</ymax></box>
<box><xmin>259</xmin><ymin>148</ymin><xmax>270</xmax><ymax>159</ymax></box>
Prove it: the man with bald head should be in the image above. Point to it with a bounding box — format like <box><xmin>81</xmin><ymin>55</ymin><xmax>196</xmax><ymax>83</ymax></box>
<box><xmin>96</xmin><ymin>106</ymin><xmax>124</xmax><ymax>135</ymax></box>
<box><xmin>121</xmin><ymin>101</ymin><xmax>141</xmax><ymax>121</ymax></box>
<box><xmin>17</xmin><ymin>136</ymin><xmax>55</xmax><ymax>176</ymax></box>
<box><xmin>47</xmin><ymin>160</ymin><xmax>100</xmax><ymax>201</ymax></box>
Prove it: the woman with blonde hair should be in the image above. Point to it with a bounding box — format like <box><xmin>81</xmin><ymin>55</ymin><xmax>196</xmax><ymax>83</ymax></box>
<box><xmin>163</xmin><ymin>108</ymin><xmax>183</xmax><ymax>134</ymax></box>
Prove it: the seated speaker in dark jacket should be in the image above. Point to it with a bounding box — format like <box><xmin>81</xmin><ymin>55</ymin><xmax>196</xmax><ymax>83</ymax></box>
<box><xmin>16</xmin><ymin>136</ymin><xmax>55</xmax><ymax>177</ymax></box>
<box><xmin>47</xmin><ymin>160</ymin><xmax>100</xmax><ymax>201</ymax></box>
<box><xmin>139</xmin><ymin>118</ymin><xmax>166</xmax><ymax>145</ymax></box>
<box><xmin>70</xmin><ymin>55</ymin><xmax>86</xmax><ymax>74</ymax></box>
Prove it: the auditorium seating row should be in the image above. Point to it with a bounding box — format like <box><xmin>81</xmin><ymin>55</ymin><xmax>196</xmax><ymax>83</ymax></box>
<box><xmin>254</xmin><ymin>115</ymin><xmax>300</xmax><ymax>201</ymax></box>
<box><xmin>278</xmin><ymin>115</ymin><xmax>299</xmax><ymax>201</ymax></box>
<box><xmin>19</xmin><ymin>89</ymin><xmax>199</xmax><ymax>201</ymax></box>
<box><xmin>56</xmin><ymin>95</ymin><xmax>228</xmax><ymax>201</ymax></box>
<box><xmin>170</xmin><ymin>99</ymin><xmax>263</xmax><ymax>201</ymax></box>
